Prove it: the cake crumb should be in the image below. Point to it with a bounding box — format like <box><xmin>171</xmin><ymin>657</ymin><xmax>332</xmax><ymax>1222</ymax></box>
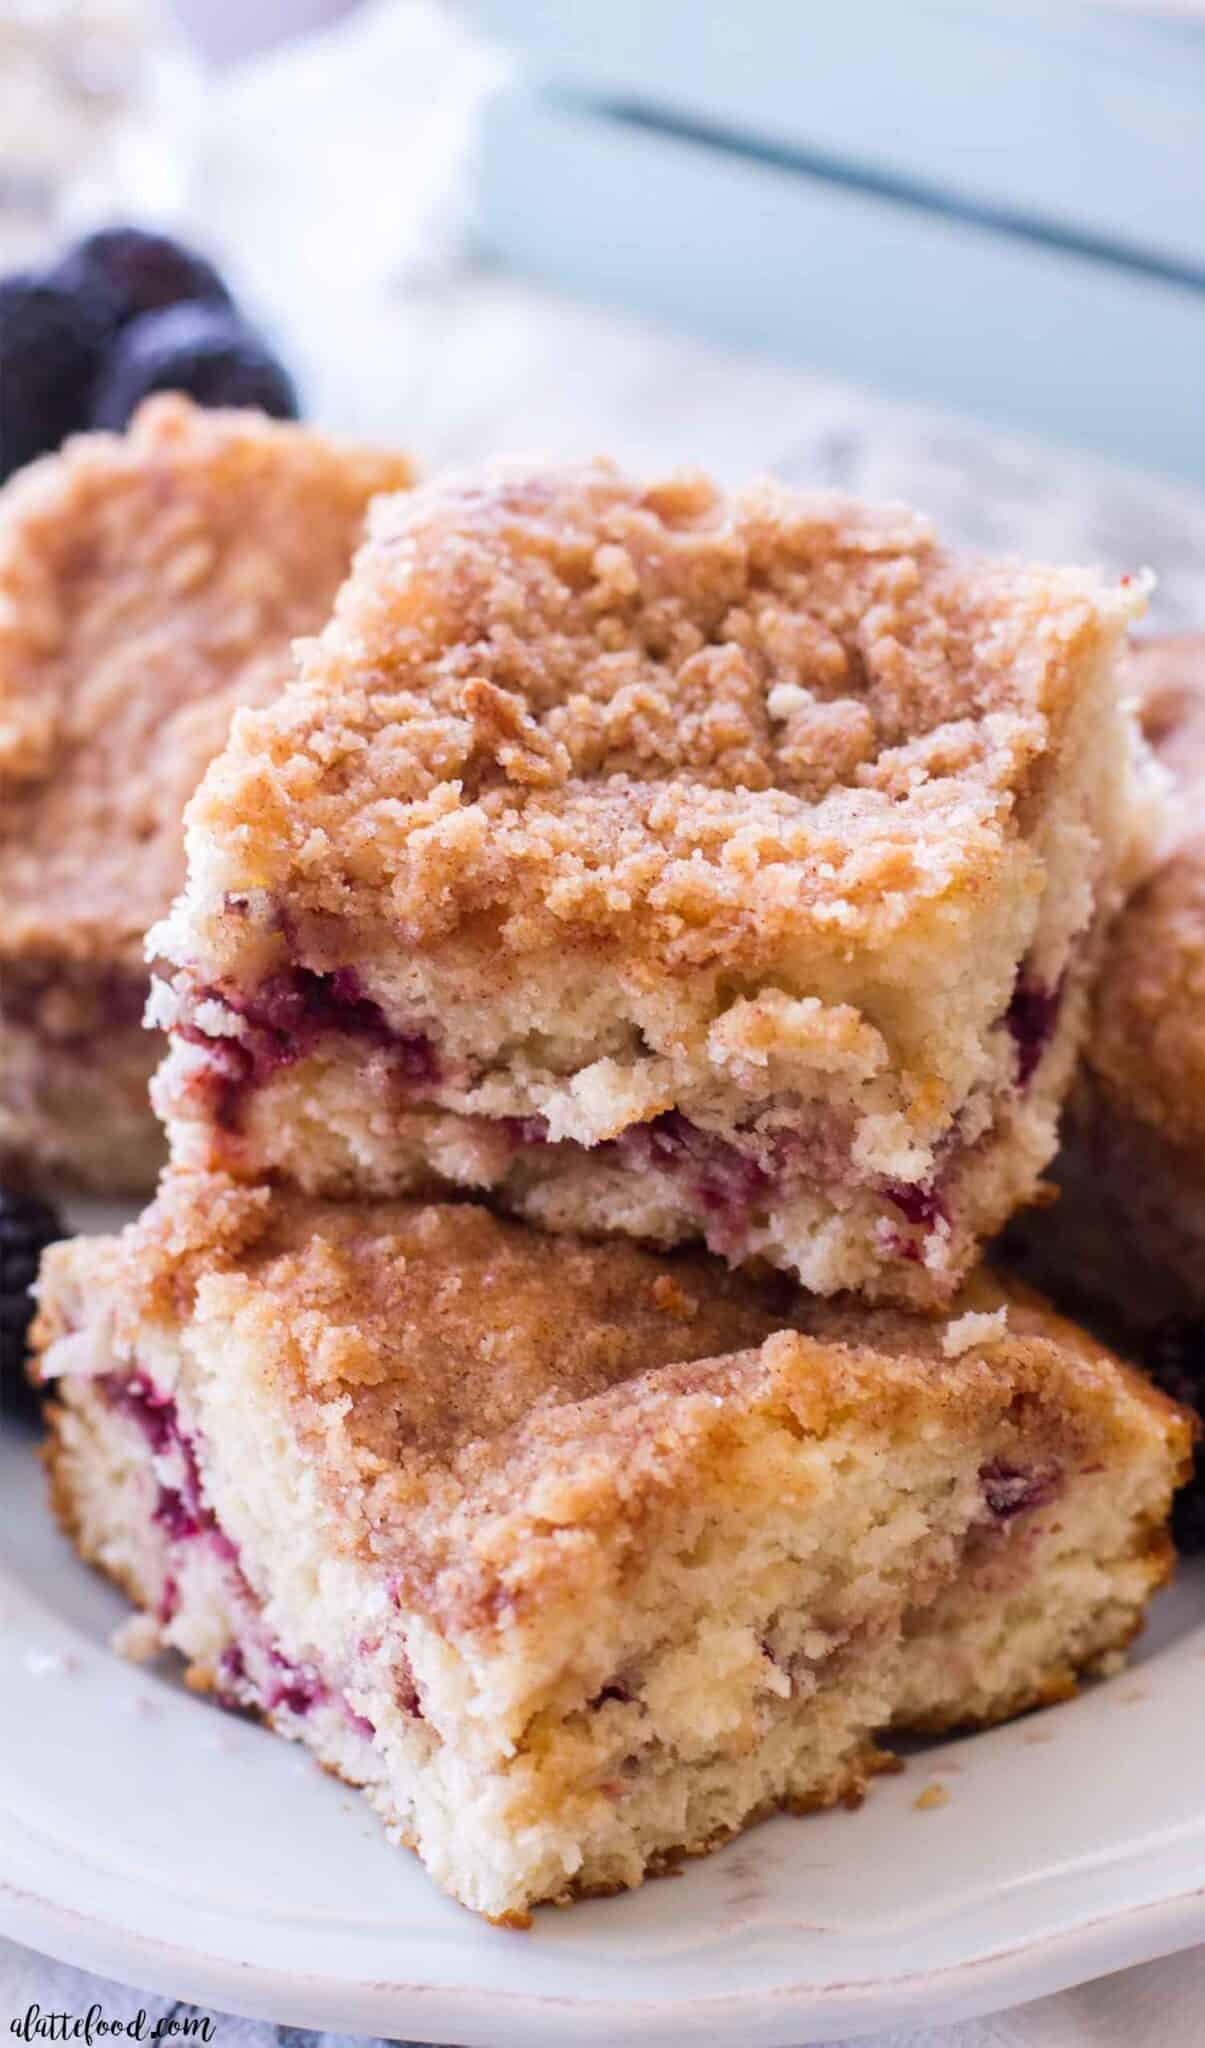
<box><xmin>1095</xmin><ymin>1649</ymin><xmax>1128</xmax><ymax>1680</ymax></box>
<box><xmin>766</xmin><ymin>681</ymin><xmax>816</xmax><ymax>720</ymax></box>
<box><xmin>112</xmin><ymin>1614</ymin><xmax>163</xmax><ymax>1663</ymax></box>
<box><xmin>942</xmin><ymin>1308</ymin><xmax>1009</xmax><ymax>1358</ymax></box>
<box><xmin>914</xmin><ymin>1781</ymin><xmax>950</xmax><ymax>1811</ymax></box>
<box><xmin>652</xmin><ymin>1274</ymin><xmax>698</xmax><ymax>1320</ymax></box>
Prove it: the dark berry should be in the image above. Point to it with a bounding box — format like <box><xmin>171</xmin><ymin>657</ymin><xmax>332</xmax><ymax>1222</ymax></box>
<box><xmin>1146</xmin><ymin>1320</ymin><xmax>1205</xmax><ymax>1554</ymax></box>
<box><xmin>0</xmin><ymin>274</ymin><xmax>108</xmax><ymax>482</ymax></box>
<box><xmin>0</xmin><ymin>1186</ymin><xmax>66</xmax><ymax>1422</ymax></box>
<box><xmin>883</xmin><ymin>1179</ymin><xmax>947</xmax><ymax>1231</ymax></box>
<box><xmin>979</xmin><ymin>1457</ymin><xmax>1061</xmax><ymax>1521</ymax></box>
<box><xmin>1006</xmin><ymin>972</ymin><xmax>1063</xmax><ymax>1088</ymax></box>
<box><xmin>89</xmin><ymin>303</ymin><xmax>299</xmax><ymax>431</ymax></box>
<box><xmin>51</xmin><ymin>226</ymin><xmax>233</xmax><ymax>339</ymax></box>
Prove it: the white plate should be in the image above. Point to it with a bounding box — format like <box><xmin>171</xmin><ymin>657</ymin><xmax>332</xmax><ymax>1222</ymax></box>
<box><xmin>5</xmin><ymin>1341</ymin><xmax>1205</xmax><ymax>2044</ymax></box>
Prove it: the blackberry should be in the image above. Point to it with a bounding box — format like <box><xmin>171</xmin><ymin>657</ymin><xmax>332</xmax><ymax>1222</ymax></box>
<box><xmin>51</xmin><ymin>225</ymin><xmax>233</xmax><ymax>339</ymax></box>
<box><xmin>0</xmin><ymin>1186</ymin><xmax>66</xmax><ymax>1423</ymax></box>
<box><xmin>1146</xmin><ymin>1320</ymin><xmax>1205</xmax><ymax>1554</ymax></box>
<box><xmin>90</xmin><ymin>303</ymin><xmax>299</xmax><ymax>431</ymax></box>
<box><xmin>0</xmin><ymin>273</ymin><xmax>108</xmax><ymax>482</ymax></box>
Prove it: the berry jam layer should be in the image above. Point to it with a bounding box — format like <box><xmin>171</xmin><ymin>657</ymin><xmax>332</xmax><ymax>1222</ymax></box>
<box><xmin>90</xmin><ymin>1365</ymin><xmax>392</xmax><ymax>1746</ymax></box>
<box><xmin>173</xmin><ymin>966</ymin><xmax>439</xmax><ymax>1133</ymax></box>
<box><xmin>158</xmin><ymin>953</ymin><xmax>1069</xmax><ymax>1305</ymax></box>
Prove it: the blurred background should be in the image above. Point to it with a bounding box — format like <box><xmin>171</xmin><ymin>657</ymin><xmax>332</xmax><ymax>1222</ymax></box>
<box><xmin>5</xmin><ymin>0</ymin><xmax>1205</xmax><ymax>617</ymax></box>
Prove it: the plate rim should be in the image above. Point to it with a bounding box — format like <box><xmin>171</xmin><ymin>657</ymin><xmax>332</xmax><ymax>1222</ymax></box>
<box><xmin>6</xmin><ymin>1863</ymin><xmax>1205</xmax><ymax>2045</ymax></box>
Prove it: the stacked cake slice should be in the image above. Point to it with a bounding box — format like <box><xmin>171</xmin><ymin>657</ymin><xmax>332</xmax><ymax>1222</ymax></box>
<box><xmin>148</xmin><ymin>462</ymin><xmax>1158</xmax><ymax>1306</ymax></box>
<box><xmin>28</xmin><ymin>450</ymin><xmax>1193</xmax><ymax>1919</ymax></box>
<box><xmin>36</xmin><ymin>1172</ymin><xmax>1189</xmax><ymax>1923</ymax></box>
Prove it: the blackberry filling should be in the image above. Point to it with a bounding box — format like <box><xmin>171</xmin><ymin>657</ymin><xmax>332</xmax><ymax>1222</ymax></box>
<box><xmin>180</xmin><ymin>954</ymin><xmax>1067</xmax><ymax>1272</ymax></box>
<box><xmin>101</xmin><ymin>1370</ymin><xmax>179</xmax><ymax>1458</ymax></box>
<box><xmin>497</xmin><ymin>960</ymin><xmax>1064</xmax><ymax>1242</ymax></box>
<box><xmin>509</xmin><ymin>1112</ymin><xmax>777</xmax><ymax>1226</ymax></box>
<box><xmin>510</xmin><ymin>1110</ymin><xmax>953</xmax><ymax>1260</ymax></box>
<box><xmin>153</xmin><ymin>1486</ymin><xmax>204</xmax><ymax>1542</ymax></box>
<box><xmin>102</xmin><ymin>1375</ymin><xmax>219</xmax><ymax>1553</ymax></box>
<box><xmin>102</xmin><ymin>1371</ymin><xmax>246</xmax><ymax>1548</ymax></box>
<box><xmin>183</xmin><ymin>967</ymin><xmax>438</xmax><ymax>1131</ymax></box>
<box><xmin>215</xmin><ymin>1644</ymin><xmax>259</xmax><ymax>1714</ymax></box>
<box><xmin>395</xmin><ymin>1666</ymin><xmax>424</xmax><ymax>1719</ymax></box>
<box><xmin>616</xmin><ymin>1112</ymin><xmax>772</xmax><ymax>1219</ymax></box>
<box><xmin>266</xmin><ymin>1647</ymin><xmax>327</xmax><ymax>1718</ymax></box>
<box><xmin>102</xmin><ymin>1373</ymin><xmax>338</xmax><ymax>1722</ymax></box>
<box><xmin>883</xmin><ymin>1181</ymin><xmax>948</xmax><ymax>1232</ymax></box>
<box><xmin>1006</xmin><ymin>973</ymin><xmax>1064</xmax><ymax>1089</ymax></box>
<box><xmin>979</xmin><ymin>1458</ymin><xmax>1061</xmax><ymax>1521</ymax></box>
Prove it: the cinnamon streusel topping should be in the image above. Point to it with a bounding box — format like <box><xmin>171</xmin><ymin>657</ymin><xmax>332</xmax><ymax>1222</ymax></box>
<box><xmin>0</xmin><ymin>395</ymin><xmax>414</xmax><ymax>964</ymax></box>
<box><xmin>184</xmin><ymin>461</ymin><xmax>1140</xmax><ymax>978</ymax></box>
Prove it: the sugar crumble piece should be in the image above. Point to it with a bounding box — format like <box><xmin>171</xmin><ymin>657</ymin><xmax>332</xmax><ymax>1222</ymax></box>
<box><xmin>112</xmin><ymin>1613</ymin><xmax>164</xmax><ymax>1663</ymax></box>
<box><xmin>942</xmin><ymin>1308</ymin><xmax>1009</xmax><ymax>1358</ymax></box>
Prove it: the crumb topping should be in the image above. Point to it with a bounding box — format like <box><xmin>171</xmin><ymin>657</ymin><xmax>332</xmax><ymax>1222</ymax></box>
<box><xmin>37</xmin><ymin>1173</ymin><xmax>1189</xmax><ymax>1629</ymax></box>
<box><xmin>0</xmin><ymin>395</ymin><xmax>414</xmax><ymax>963</ymax></box>
<box><xmin>942</xmin><ymin>1308</ymin><xmax>1010</xmax><ymax>1357</ymax></box>
<box><xmin>183</xmin><ymin>460</ymin><xmax>1138</xmax><ymax>976</ymax></box>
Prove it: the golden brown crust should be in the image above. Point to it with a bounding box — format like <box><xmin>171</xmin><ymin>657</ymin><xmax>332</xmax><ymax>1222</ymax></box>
<box><xmin>182</xmin><ymin>459</ymin><xmax>1138</xmax><ymax>979</ymax></box>
<box><xmin>0</xmin><ymin>395</ymin><xmax>414</xmax><ymax>966</ymax></box>
<box><xmin>35</xmin><ymin>1172</ymin><xmax>1193</xmax><ymax>1635</ymax></box>
<box><xmin>1081</xmin><ymin>636</ymin><xmax>1205</xmax><ymax>1154</ymax></box>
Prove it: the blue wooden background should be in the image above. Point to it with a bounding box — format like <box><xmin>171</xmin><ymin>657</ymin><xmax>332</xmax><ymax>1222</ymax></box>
<box><xmin>464</xmin><ymin>1</ymin><xmax>1205</xmax><ymax>482</ymax></box>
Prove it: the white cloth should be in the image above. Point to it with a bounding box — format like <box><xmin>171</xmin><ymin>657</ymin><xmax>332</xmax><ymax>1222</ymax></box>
<box><xmin>5</xmin><ymin>5</ymin><xmax>1205</xmax><ymax>2041</ymax></box>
